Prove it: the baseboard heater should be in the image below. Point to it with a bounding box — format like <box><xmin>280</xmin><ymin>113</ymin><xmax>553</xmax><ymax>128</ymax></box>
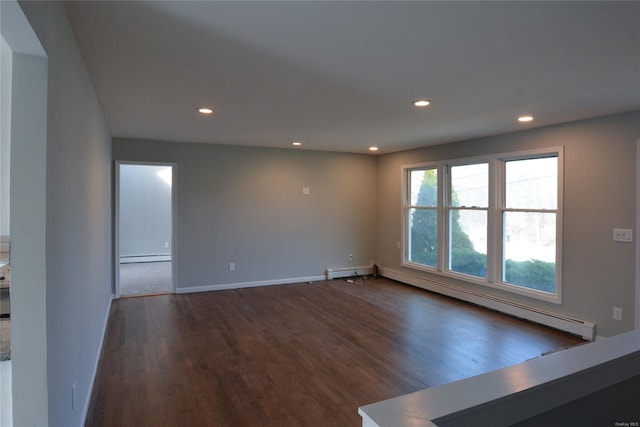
<box><xmin>326</xmin><ymin>263</ymin><xmax>375</xmax><ymax>280</ymax></box>
<box><xmin>380</xmin><ymin>266</ymin><xmax>595</xmax><ymax>341</ymax></box>
<box><xmin>120</xmin><ymin>254</ymin><xmax>171</xmax><ymax>264</ymax></box>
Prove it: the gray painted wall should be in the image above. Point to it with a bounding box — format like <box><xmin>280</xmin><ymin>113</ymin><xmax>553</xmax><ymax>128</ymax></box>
<box><xmin>119</xmin><ymin>164</ymin><xmax>172</xmax><ymax>258</ymax></box>
<box><xmin>515</xmin><ymin>375</ymin><xmax>640</xmax><ymax>427</ymax></box>
<box><xmin>113</xmin><ymin>140</ymin><xmax>377</xmax><ymax>288</ymax></box>
<box><xmin>7</xmin><ymin>51</ymin><xmax>49</xmax><ymax>427</ymax></box>
<box><xmin>20</xmin><ymin>2</ymin><xmax>113</xmax><ymax>427</ymax></box>
<box><xmin>376</xmin><ymin>111</ymin><xmax>640</xmax><ymax>338</ymax></box>
<box><xmin>2</xmin><ymin>1</ymin><xmax>49</xmax><ymax>424</ymax></box>
<box><xmin>0</xmin><ymin>37</ymin><xmax>11</xmax><ymax>239</ymax></box>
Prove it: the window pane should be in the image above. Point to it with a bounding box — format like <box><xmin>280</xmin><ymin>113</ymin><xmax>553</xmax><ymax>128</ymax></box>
<box><xmin>410</xmin><ymin>169</ymin><xmax>437</xmax><ymax>206</ymax></box>
<box><xmin>409</xmin><ymin>207</ymin><xmax>437</xmax><ymax>267</ymax></box>
<box><xmin>448</xmin><ymin>209</ymin><xmax>487</xmax><ymax>277</ymax></box>
<box><xmin>450</xmin><ymin>163</ymin><xmax>488</xmax><ymax>207</ymax></box>
<box><xmin>503</xmin><ymin>211</ymin><xmax>556</xmax><ymax>293</ymax></box>
<box><xmin>505</xmin><ymin>157</ymin><xmax>557</xmax><ymax>209</ymax></box>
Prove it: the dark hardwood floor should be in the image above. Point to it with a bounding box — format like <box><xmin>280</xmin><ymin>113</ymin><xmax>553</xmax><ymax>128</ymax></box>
<box><xmin>85</xmin><ymin>278</ymin><xmax>584</xmax><ymax>427</ymax></box>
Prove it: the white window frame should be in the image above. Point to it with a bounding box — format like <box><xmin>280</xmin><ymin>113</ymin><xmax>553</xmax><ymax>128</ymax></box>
<box><xmin>444</xmin><ymin>159</ymin><xmax>491</xmax><ymax>282</ymax></box>
<box><xmin>402</xmin><ymin>162</ymin><xmax>442</xmax><ymax>273</ymax></box>
<box><xmin>402</xmin><ymin>147</ymin><xmax>563</xmax><ymax>304</ymax></box>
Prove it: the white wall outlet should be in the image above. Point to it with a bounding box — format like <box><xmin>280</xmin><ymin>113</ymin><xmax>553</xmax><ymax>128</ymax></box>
<box><xmin>229</xmin><ymin>262</ymin><xmax>235</xmax><ymax>271</ymax></box>
<box><xmin>302</xmin><ymin>186</ymin><xmax>310</xmax><ymax>195</ymax></box>
<box><xmin>164</xmin><ymin>241</ymin><xmax>169</xmax><ymax>248</ymax></box>
<box><xmin>397</xmin><ymin>241</ymin><xmax>401</xmax><ymax>250</ymax></box>
<box><xmin>613</xmin><ymin>228</ymin><xmax>633</xmax><ymax>242</ymax></box>
<box><xmin>349</xmin><ymin>253</ymin><xmax>354</xmax><ymax>261</ymax></box>
<box><xmin>613</xmin><ymin>307</ymin><xmax>623</xmax><ymax>321</ymax></box>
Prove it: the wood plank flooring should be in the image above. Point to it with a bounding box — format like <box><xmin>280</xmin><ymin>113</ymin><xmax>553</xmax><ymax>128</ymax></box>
<box><xmin>85</xmin><ymin>278</ymin><xmax>584</xmax><ymax>427</ymax></box>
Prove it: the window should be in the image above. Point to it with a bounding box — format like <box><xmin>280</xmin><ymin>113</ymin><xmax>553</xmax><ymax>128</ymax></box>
<box><xmin>447</xmin><ymin>163</ymin><xmax>488</xmax><ymax>278</ymax></box>
<box><xmin>403</xmin><ymin>148</ymin><xmax>563</xmax><ymax>303</ymax></box>
<box><xmin>502</xmin><ymin>156</ymin><xmax>558</xmax><ymax>294</ymax></box>
<box><xmin>407</xmin><ymin>168</ymin><xmax>438</xmax><ymax>267</ymax></box>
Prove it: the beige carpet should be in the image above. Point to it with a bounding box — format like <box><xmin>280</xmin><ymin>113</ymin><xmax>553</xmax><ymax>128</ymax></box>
<box><xmin>120</xmin><ymin>261</ymin><xmax>172</xmax><ymax>296</ymax></box>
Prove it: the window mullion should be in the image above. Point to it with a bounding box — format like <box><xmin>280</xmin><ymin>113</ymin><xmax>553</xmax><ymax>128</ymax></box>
<box><xmin>438</xmin><ymin>164</ymin><xmax>447</xmax><ymax>272</ymax></box>
<box><xmin>403</xmin><ymin>169</ymin><xmax>409</xmax><ymax>263</ymax></box>
<box><xmin>487</xmin><ymin>158</ymin><xmax>500</xmax><ymax>284</ymax></box>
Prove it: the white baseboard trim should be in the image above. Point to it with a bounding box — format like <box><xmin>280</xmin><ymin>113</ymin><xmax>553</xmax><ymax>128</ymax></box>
<box><xmin>120</xmin><ymin>255</ymin><xmax>171</xmax><ymax>263</ymax></box>
<box><xmin>176</xmin><ymin>275</ymin><xmax>326</xmax><ymax>294</ymax></box>
<box><xmin>380</xmin><ymin>266</ymin><xmax>595</xmax><ymax>341</ymax></box>
<box><xmin>326</xmin><ymin>263</ymin><xmax>374</xmax><ymax>280</ymax></box>
<box><xmin>82</xmin><ymin>292</ymin><xmax>114</xmax><ymax>426</ymax></box>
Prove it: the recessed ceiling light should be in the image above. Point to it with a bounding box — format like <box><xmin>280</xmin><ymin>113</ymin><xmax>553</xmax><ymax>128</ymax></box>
<box><xmin>291</xmin><ymin>141</ymin><xmax>302</xmax><ymax>146</ymax></box>
<box><xmin>369</xmin><ymin>146</ymin><xmax>379</xmax><ymax>151</ymax></box>
<box><xmin>518</xmin><ymin>115</ymin><xmax>534</xmax><ymax>122</ymax></box>
<box><xmin>413</xmin><ymin>99</ymin><xmax>431</xmax><ymax>107</ymax></box>
<box><xmin>198</xmin><ymin>107</ymin><xmax>213</xmax><ymax>114</ymax></box>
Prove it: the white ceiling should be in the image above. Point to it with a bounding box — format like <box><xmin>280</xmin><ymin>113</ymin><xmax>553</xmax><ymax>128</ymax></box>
<box><xmin>64</xmin><ymin>1</ymin><xmax>640</xmax><ymax>154</ymax></box>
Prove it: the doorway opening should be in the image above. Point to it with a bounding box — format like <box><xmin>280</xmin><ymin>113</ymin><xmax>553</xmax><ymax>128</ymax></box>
<box><xmin>116</xmin><ymin>162</ymin><xmax>176</xmax><ymax>297</ymax></box>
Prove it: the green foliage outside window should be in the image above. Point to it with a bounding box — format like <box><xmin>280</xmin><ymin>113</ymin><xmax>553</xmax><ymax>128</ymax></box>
<box><xmin>409</xmin><ymin>169</ymin><xmax>555</xmax><ymax>292</ymax></box>
<box><xmin>409</xmin><ymin>170</ymin><xmax>437</xmax><ymax>266</ymax></box>
<box><xmin>504</xmin><ymin>259</ymin><xmax>555</xmax><ymax>293</ymax></box>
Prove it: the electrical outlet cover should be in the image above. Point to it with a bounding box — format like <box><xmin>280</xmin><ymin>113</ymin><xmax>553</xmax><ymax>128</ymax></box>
<box><xmin>613</xmin><ymin>228</ymin><xmax>633</xmax><ymax>242</ymax></box>
<box><xmin>613</xmin><ymin>307</ymin><xmax>623</xmax><ymax>321</ymax></box>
